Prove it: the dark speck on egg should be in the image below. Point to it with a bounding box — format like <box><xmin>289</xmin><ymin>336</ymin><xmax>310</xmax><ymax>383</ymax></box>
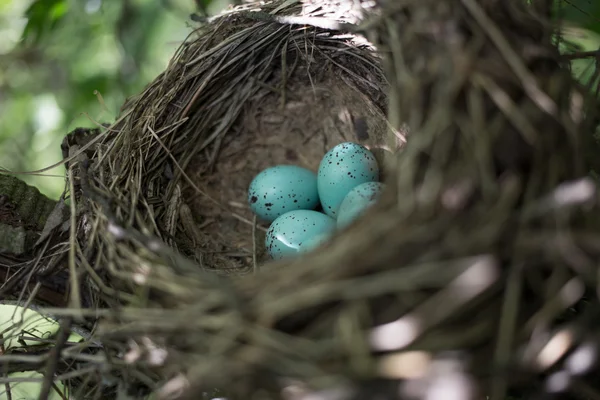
<box><xmin>248</xmin><ymin>165</ymin><xmax>319</xmax><ymax>222</ymax></box>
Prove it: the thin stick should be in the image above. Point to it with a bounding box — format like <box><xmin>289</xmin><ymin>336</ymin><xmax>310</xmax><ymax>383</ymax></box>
<box><xmin>563</xmin><ymin>49</ymin><xmax>600</xmax><ymax>60</ymax></box>
<box><xmin>38</xmin><ymin>317</ymin><xmax>73</xmax><ymax>400</ymax></box>
<box><xmin>490</xmin><ymin>263</ymin><xmax>523</xmax><ymax>400</ymax></box>
<box><xmin>280</xmin><ymin>38</ymin><xmax>289</xmax><ymax>109</ymax></box>
<box><xmin>67</xmin><ymin>162</ymin><xmax>81</xmax><ymax>317</ymax></box>
<box><xmin>252</xmin><ymin>215</ymin><xmax>258</xmax><ymax>274</ymax></box>
<box><xmin>461</xmin><ymin>0</ymin><xmax>558</xmax><ymax>116</ymax></box>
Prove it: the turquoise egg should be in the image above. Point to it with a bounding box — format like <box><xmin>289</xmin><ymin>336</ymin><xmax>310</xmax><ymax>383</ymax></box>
<box><xmin>317</xmin><ymin>142</ymin><xmax>379</xmax><ymax>218</ymax></box>
<box><xmin>265</xmin><ymin>210</ymin><xmax>335</xmax><ymax>259</ymax></box>
<box><xmin>248</xmin><ymin>165</ymin><xmax>319</xmax><ymax>222</ymax></box>
<box><xmin>337</xmin><ymin>182</ymin><xmax>385</xmax><ymax>228</ymax></box>
<box><xmin>298</xmin><ymin>232</ymin><xmax>332</xmax><ymax>254</ymax></box>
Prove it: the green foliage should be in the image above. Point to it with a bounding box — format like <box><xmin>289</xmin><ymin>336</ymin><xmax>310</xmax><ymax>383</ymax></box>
<box><xmin>552</xmin><ymin>0</ymin><xmax>600</xmax><ymax>92</ymax></box>
<box><xmin>21</xmin><ymin>0</ymin><xmax>68</xmax><ymax>46</ymax></box>
<box><xmin>0</xmin><ymin>0</ymin><xmax>231</xmax><ymax>199</ymax></box>
<box><xmin>560</xmin><ymin>26</ymin><xmax>600</xmax><ymax>90</ymax></box>
<box><xmin>556</xmin><ymin>0</ymin><xmax>600</xmax><ymax>37</ymax></box>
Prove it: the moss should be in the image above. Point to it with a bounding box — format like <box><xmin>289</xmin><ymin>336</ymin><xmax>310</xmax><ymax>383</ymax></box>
<box><xmin>0</xmin><ymin>174</ymin><xmax>57</xmax><ymax>231</ymax></box>
<box><xmin>0</xmin><ymin>223</ymin><xmax>38</xmax><ymax>255</ymax></box>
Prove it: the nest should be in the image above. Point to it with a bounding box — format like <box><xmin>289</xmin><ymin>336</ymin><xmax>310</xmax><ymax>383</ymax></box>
<box><xmin>3</xmin><ymin>0</ymin><xmax>600</xmax><ymax>399</ymax></box>
<box><xmin>94</xmin><ymin>0</ymin><xmax>389</xmax><ymax>277</ymax></box>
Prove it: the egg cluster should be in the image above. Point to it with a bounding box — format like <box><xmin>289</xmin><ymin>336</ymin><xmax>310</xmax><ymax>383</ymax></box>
<box><xmin>247</xmin><ymin>142</ymin><xmax>385</xmax><ymax>260</ymax></box>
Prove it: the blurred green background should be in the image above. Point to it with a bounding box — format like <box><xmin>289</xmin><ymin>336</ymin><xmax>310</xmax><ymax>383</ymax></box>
<box><xmin>0</xmin><ymin>0</ymin><xmax>235</xmax><ymax>199</ymax></box>
<box><xmin>0</xmin><ymin>0</ymin><xmax>599</xmax><ymax>200</ymax></box>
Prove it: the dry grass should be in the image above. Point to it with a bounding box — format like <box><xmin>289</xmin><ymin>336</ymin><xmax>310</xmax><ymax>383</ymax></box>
<box><xmin>1</xmin><ymin>0</ymin><xmax>600</xmax><ymax>399</ymax></box>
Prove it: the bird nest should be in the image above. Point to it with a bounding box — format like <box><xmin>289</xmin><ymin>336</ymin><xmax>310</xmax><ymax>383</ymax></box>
<box><xmin>91</xmin><ymin>0</ymin><xmax>390</xmax><ymax>277</ymax></box>
<box><xmin>2</xmin><ymin>0</ymin><xmax>600</xmax><ymax>399</ymax></box>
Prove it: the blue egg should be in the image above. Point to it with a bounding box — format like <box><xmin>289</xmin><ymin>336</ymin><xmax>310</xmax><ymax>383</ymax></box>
<box><xmin>265</xmin><ymin>210</ymin><xmax>335</xmax><ymax>259</ymax></box>
<box><xmin>248</xmin><ymin>165</ymin><xmax>319</xmax><ymax>222</ymax></box>
<box><xmin>298</xmin><ymin>232</ymin><xmax>332</xmax><ymax>254</ymax></box>
<box><xmin>337</xmin><ymin>182</ymin><xmax>385</xmax><ymax>228</ymax></box>
<box><xmin>317</xmin><ymin>142</ymin><xmax>379</xmax><ymax>218</ymax></box>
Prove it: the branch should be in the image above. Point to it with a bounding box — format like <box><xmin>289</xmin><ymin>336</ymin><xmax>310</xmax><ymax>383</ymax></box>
<box><xmin>38</xmin><ymin>317</ymin><xmax>72</xmax><ymax>400</ymax></box>
<box><xmin>563</xmin><ymin>49</ymin><xmax>600</xmax><ymax>60</ymax></box>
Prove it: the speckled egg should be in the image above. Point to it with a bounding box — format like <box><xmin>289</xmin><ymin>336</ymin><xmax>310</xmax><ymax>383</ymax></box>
<box><xmin>266</xmin><ymin>210</ymin><xmax>335</xmax><ymax>259</ymax></box>
<box><xmin>317</xmin><ymin>142</ymin><xmax>379</xmax><ymax>217</ymax></box>
<box><xmin>337</xmin><ymin>182</ymin><xmax>385</xmax><ymax>228</ymax></box>
<box><xmin>298</xmin><ymin>232</ymin><xmax>332</xmax><ymax>254</ymax></box>
<box><xmin>248</xmin><ymin>165</ymin><xmax>319</xmax><ymax>222</ymax></box>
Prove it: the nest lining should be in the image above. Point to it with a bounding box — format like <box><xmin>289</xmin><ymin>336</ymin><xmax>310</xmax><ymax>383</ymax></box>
<box><xmin>182</xmin><ymin>46</ymin><xmax>388</xmax><ymax>273</ymax></box>
<box><xmin>89</xmin><ymin>1</ymin><xmax>390</xmax><ymax>275</ymax></box>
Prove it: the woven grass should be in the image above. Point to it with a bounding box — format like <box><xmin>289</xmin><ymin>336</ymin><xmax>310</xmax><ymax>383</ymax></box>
<box><xmin>91</xmin><ymin>0</ymin><xmax>389</xmax><ymax>278</ymax></box>
<box><xmin>2</xmin><ymin>0</ymin><xmax>600</xmax><ymax>399</ymax></box>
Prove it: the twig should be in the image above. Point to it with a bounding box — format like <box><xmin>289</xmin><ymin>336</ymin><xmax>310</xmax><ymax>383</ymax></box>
<box><xmin>252</xmin><ymin>215</ymin><xmax>258</xmax><ymax>274</ymax></box>
<box><xmin>38</xmin><ymin>317</ymin><xmax>72</xmax><ymax>400</ymax></box>
<box><xmin>461</xmin><ymin>0</ymin><xmax>559</xmax><ymax>116</ymax></box>
<box><xmin>67</xmin><ymin>152</ymin><xmax>82</xmax><ymax>319</ymax></box>
<box><xmin>562</xmin><ymin>0</ymin><xmax>600</xmax><ymax>23</ymax></box>
<box><xmin>563</xmin><ymin>49</ymin><xmax>600</xmax><ymax>60</ymax></box>
<box><xmin>490</xmin><ymin>263</ymin><xmax>523</xmax><ymax>400</ymax></box>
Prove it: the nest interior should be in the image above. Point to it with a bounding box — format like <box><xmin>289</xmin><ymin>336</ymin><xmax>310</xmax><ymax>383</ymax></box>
<box><xmin>94</xmin><ymin>0</ymin><xmax>390</xmax><ymax>276</ymax></box>
<box><xmin>183</xmin><ymin>47</ymin><xmax>388</xmax><ymax>273</ymax></box>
